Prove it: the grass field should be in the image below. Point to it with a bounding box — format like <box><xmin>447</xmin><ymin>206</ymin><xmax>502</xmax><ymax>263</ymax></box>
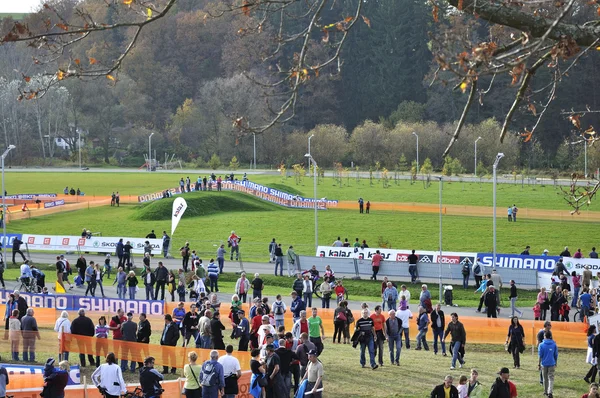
<box><xmin>4</xmin><ymin>171</ymin><xmax>581</xmax><ymax>210</ymax></box>
<box><xmin>7</xmin><ymin>191</ymin><xmax>598</xmax><ymax>260</ymax></box>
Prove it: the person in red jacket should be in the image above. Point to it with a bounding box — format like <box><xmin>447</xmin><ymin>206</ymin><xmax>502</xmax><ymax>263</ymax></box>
<box><xmin>371</xmin><ymin>251</ymin><xmax>383</xmax><ymax>281</ymax></box>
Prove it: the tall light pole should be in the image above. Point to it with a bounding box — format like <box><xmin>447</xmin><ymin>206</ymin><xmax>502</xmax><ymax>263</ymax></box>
<box><xmin>307</xmin><ymin>133</ymin><xmax>317</xmax><ymax>252</ymax></box>
<box><xmin>492</xmin><ymin>153</ymin><xmax>505</xmax><ymax>270</ymax></box>
<box><xmin>474</xmin><ymin>136</ymin><xmax>482</xmax><ymax>177</ymax></box>
<box><xmin>148</xmin><ymin>132</ymin><xmax>154</xmax><ymax>172</ymax></box>
<box><xmin>253</xmin><ymin>133</ymin><xmax>256</xmax><ymax>169</ymax></box>
<box><xmin>585</xmin><ymin>139</ymin><xmax>588</xmax><ymax>178</ymax></box>
<box><xmin>412</xmin><ymin>132</ymin><xmax>419</xmax><ymax>177</ymax></box>
<box><xmin>436</xmin><ymin>176</ymin><xmax>443</xmax><ymax>303</ymax></box>
<box><xmin>2</xmin><ymin>145</ymin><xmax>16</xmax><ymax>267</ymax></box>
<box><xmin>76</xmin><ymin>130</ymin><xmax>82</xmax><ymax>169</ymax></box>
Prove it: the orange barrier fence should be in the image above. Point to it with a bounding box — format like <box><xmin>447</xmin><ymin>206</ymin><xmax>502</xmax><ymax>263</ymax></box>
<box><xmin>61</xmin><ymin>333</ymin><xmax>253</xmax><ymax>371</ymax></box>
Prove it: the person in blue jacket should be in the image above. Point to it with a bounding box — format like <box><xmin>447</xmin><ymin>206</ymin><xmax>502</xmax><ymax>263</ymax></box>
<box><xmin>538</xmin><ymin>330</ymin><xmax>558</xmax><ymax>398</ymax></box>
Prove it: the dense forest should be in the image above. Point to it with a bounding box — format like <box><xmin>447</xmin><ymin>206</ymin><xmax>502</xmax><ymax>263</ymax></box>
<box><xmin>0</xmin><ymin>0</ymin><xmax>598</xmax><ymax>174</ymax></box>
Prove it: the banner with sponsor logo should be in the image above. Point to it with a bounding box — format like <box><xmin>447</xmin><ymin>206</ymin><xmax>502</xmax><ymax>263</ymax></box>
<box><xmin>2</xmin><ymin>363</ymin><xmax>81</xmax><ymax>386</ymax></box>
<box><xmin>43</xmin><ymin>199</ymin><xmax>65</xmax><ymax>208</ymax></box>
<box><xmin>138</xmin><ymin>187</ymin><xmax>179</xmax><ymax>203</ymax></box>
<box><xmin>171</xmin><ymin>197</ymin><xmax>187</xmax><ymax>236</ymax></box>
<box><xmin>4</xmin><ymin>193</ymin><xmax>57</xmax><ymax>200</ymax></box>
<box><xmin>316</xmin><ymin>246</ymin><xmax>475</xmax><ymax>264</ymax></box>
<box><xmin>562</xmin><ymin>257</ymin><xmax>600</xmax><ymax>274</ymax></box>
<box><xmin>0</xmin><ymin>289</ymin><xmax>165</xmax><ymax>315</ymax></box>
<box><xmin>21</xmin><ymin>234</ymin><xmax>163</xmax><ymax>254</ymax></box>
<box><xmin>477</xmin><ymin>253</ymin><xmax>560</xmax><ymax>273</ymax></box>
<box><xmin>0</xmin><ymin>233</ymin><xmax>22</xmax><ymax>249</ymax></box>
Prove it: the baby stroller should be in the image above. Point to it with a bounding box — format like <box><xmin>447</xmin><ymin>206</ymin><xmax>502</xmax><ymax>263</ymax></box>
<box><xmin>444</xmin><ymin>285</ymin><xmax>456</xmax><ymax>307</ymax></box>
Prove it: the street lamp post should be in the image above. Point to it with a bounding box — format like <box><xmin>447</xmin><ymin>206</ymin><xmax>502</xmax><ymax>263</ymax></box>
<box><xmin>307</xmin><ymin>134</ymin><xmax>317</xmax><ymax>252</ymax></box>
<box><xmin>492</xmin><ymin>153</ymin><xmax>505</xmax><ymax>270</ymax></box>
<box><xmin>474</xmin><ymin>136</ymin><xmax>482</xmax><ymax>177</ymax></box>
<box><xmin>148</xmin><ymin>133</ymin><xmax>154</xmax><ymax>172</ymax></box>
<box><xmin>253</xmin><ymin>133</ymin><xmax>256</xmax><ymax>170</ymax></box>
<box><xmin>2</xmin><ymin>145</ymin><xmax>16</xmax><ymax>267</ymax></box>
<box><xmin>412</xmin><ymin>132</ymin><xmax>419</xmax><ymax>177</ymax></box>
<box><xmin>585</xmin><ymin>139</ymin><xmax>588</xmax><ymax>178</ymax></box>
<box><xmin>436</xmin><ymin>176</ymin><xmax>443</xmax><ymax>303</ymax></box>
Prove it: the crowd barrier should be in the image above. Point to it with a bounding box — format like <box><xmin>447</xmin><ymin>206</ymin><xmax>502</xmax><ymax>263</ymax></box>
<box><xmin>299</xmin><ymin>256</ymin><xmax>539</xmax><ymax>288</ymax></box>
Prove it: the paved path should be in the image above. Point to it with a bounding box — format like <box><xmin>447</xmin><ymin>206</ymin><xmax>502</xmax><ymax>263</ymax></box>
<box><xmin>6</xmin><ymin>252</ymin><xmax>542</xmax><ymax>321</ymax></box>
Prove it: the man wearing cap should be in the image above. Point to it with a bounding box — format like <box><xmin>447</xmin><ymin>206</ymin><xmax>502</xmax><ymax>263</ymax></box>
<box><xmin>538</xmin><ymin>330</ymin><xmax>558</xmax><ymax>398</ymax></box>
<box><xmin>265</xmin><ymin>344</ymin><xmax>286</xmax><ymax>398</ymax></box>
<box><xmin>121</xmin><ymin>312</ymin><xmax>138</xmax><ymax>373</ymax></box>
<box><xmin>260</xmin><ymin>333</ymin><xmax>276</xmax><ymax>360</ymax></box>
<box><xmin>430</xmin><ymin>375</ymin><xmax>459</xmax><ymax>398</ymax></box>
<box><xmin>237</xmin><ymin>310</ymin><xmax>250</xmax><ymax>351</ymax></box>
<box><xmin>300</xmin><ymin>349</ymin><xmax>323</xmax><ymax>398</ymax></box>
<box><xmin>296</xmin><ymin>333</ymin><xmax>316</xmax><ymax>378</ymax></box>
<box><xmin>489</xmin><ymin>367</ymin><xmax>511</xmax><ymax>398</ymax></box>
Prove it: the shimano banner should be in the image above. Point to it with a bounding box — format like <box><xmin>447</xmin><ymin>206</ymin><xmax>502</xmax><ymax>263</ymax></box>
<box><xmin>0</xmin><ymin>290</ymin><xmax>165</xmax><ymax>315</ymax></box>
<box><xmin>477</xmin><ymin>253</ymin><xmax>560</xmax><ymax>273</ymax></box>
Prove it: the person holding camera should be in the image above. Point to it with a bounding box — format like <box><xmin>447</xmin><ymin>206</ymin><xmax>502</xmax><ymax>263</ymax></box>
<box><xmin>91</xmin><ymin>352</ymin><xmax>126</xmax><ymax>398</ymax></box>
<box><xmin>140</xmin><ymin>356</ymin><xmax>165</xmax><ymax>398</ymax></box>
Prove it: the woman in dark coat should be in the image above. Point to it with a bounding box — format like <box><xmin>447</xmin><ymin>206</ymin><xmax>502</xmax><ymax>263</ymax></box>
<box><xmin>505</xmin><ymin>316</ymin><xmax>525</xmax><ymax>369</ymax></box>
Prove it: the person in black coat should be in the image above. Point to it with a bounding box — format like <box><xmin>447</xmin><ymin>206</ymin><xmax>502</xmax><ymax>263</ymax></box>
<box><xmin>13</xmin><ymin>291</ymin><xmax>28</xmax><ymax>321</ymax></box>
<box><xmin>136</xmin><ymin>313</ymin><xmax>152</xmax><ymax>369</ymax></box>
<box><xmin>484</xmin><ymin>286</ymin><xmax>498</xmax><ymax>318</ymax></box>
<box><xmin>430</xmin><ymin>303</ymin><xmax>446</xmax><ymax>356</ymax></box>
<box><xmin>430</xmin><ymin>375</ymin><xmax>459</xmax><ymax>398</ymax></box>
<box><xmin>160</xmin><ymin>314</ymin><xmax>179</xmax><ymax>374</ymax></box>
<box><xmin>70</xmin><ymin>309</ymin><xmax>96</xmax><ymax>367</ymax></box>
<box><xmin>76</xmin><ymin>255</ymin><xmax>87</xmax><ymax>284</ymax></box>
<box><xmin>211</xmin><ymin>312</ymin><xmax>226</xmax><ymax>350</ymax></box>
<box><xmin>11</xmin><ymin>237</ymin><xmax>26</xmax><ymax>264</ymax></box>
<box><xmin>550</xmin><ymin>286</ymin><xmax>566</xmax><ymax>321</ymax></box>
<box><xmin>489</xmin><ymin>368</ymin><xmax>511</xmax><ymax>398</ymax></box>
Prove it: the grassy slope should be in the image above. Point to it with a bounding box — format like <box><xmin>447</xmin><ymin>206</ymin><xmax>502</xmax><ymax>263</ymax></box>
<box><xmin>3</xmin><ymin>171</ymin><xmax>580</xmax><ymax>210</ymax></box>
<box><xmin>8</xmin><ymin>195</ymin><xmax>597</xmax><ymax>259</ymax></box>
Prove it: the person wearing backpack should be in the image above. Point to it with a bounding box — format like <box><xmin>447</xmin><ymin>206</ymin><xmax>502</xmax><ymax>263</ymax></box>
<box><xmin>461</xmin><ymin>258</ymin><xmax>471</xmax><ymax>289</ymax></box>
<box><xmin>200</xmin><ymin>350</ymin><xmax>225</xmax><ymax>398</ymax></box>
<box><xmin>139</xmin><ymin>356</ymin><xmax>164</xmax><ymax>398</ymax></box>
<box><xmin>273</xmin><ymin>295</ymin><xmax>287</xmax><ymax>329</ymax></box>
<box><xmin>472</xmin><ymin>258</ymin><xmax>483</xmax><ymax>289</ymax></box>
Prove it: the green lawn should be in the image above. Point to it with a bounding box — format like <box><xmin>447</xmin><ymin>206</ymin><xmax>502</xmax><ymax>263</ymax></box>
<box><xmin>3</xmin><ymin>171</ymin><xmax>579</xmax><ymax>210</ymax></box>
<box><xmin>7</xmin><ymin>191</ymin><xmax>597</xmax><ymax>260</ymax></box>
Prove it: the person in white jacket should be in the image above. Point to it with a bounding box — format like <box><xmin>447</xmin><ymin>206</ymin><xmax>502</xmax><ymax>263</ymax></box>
<box><xmin>292</xmin><ymin>310</ymin><xmax>310</xmax><ymax>340</ymax></box>
<box><xmin>396</xmin><ymin>302</ymin><xmax>413</xmax><ymax>349</ymax></box>
<box><xmin>235</xmin><ymin>272</ymin><xmax>251</xmax><ymax>304</ymax></box>
<box><xmin>54</xmin><ymin>311</ymin><xmax>71</xmax><ymax>361</ymax></box>
<box><xmin>91</xmin><ymin>352</ymin><xmax>126</xmax><ymax>397</ymax></box>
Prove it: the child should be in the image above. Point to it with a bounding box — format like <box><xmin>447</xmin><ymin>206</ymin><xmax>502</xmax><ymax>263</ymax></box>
<box><xmin>533</xmin><ymin>302</ymin><xmax>541</xmax><ymax>321</ymax></box>
<box><xmin>42</xmin><ymin>287</ymin><xmax>50</xmax><ymax>295</ymax></box>
<box><xmin>399</xmin><ymin>295</ymin><xmax>408</xmax><ymax>312</ymax></box>
<box><xmin>457</xmin><ymin>375</ymin><xmax>468</xmax><ymax>398</ymax></box>
<box><xmin>334</xmin><ymin>281</ymin><xmax>346</xmax><ymax>304</ymax></box>
<box><xmin>177</xmin><ymin>280</ymin><xmax>186</xmax><ymax>302</ymax></box>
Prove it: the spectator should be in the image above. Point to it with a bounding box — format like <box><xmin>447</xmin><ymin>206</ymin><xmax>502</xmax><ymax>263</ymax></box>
<box><xmin>490</xmin><ymin>269</ymin><xmax>503</xmax><ymax>306</ymax></box>
<box><xmin>386</xmin><ymin>309</ymin><xmax>403</xmax><ymax>366</ymax></box>
<box><xmin>160</xmin><ymin>314</ymin><xmax>179</xmax><ymax>374</ymax></box>
<box><xmin>219</xmin><ymin>345</ymin><xmax>242</xmax><ymax>398</ymax></box>
<box><xmin>408</xmin><ymin>250</ymin><xmax>419</xmax><ymax>283</ymax></box>
<box><xmin>183</xmin><ymin>351</ymin><xmax>202</xmax><ymax>398</ymax></box>
<box><xmin>182</xmin><ymin>304</ymin><xmax>200</xmax><ymax>348</ymax></box>
<box><xmin>154</xmin><ymin>262</ymin><xmax>169</xmax><ymax>300</ymax></box>
<box><xmin>586</xmin><ymin>325</ymin><xmax>598</xmax><ymax>384</ymax></box>
<box><xmin>461</xmin><ymin>258</ymin><xmax>471</xmax><ymax>289</ymax></box>
<box><xmin>76</xmin><ymin>255</ymin><xmax>87</xmax><ymax>284</ymax></box>
<box><xmin>308</xmin><ymin>308</ymin><xmax>325</xmax><ymax>356</ymax></box>
<box><xmin>54</xmin><ymin>311</ymin><xmax>71</xmax><ymax>361</ymax></box>
<box><xmin>420</xmin><ymin>284</ymin><xmax>432</xmax><ymax>312</ymax></box>
<box><xmin>573</xmin><ymin>271</ymin><xmax>582</xmax><ymax>308</ymax></box>
<box><xmin>20</xmin><ymin>308</ymin><xmax>40</xmax><ymax>362</ymax></box>
<box><xmin>274</xmin><ymin>244</ymin><xmax>284</xmax><ymax>276</ymax></box>
<box><xmin>431</xmin><ymin>303</ymin><xmax>446</xmax><ymax>356</ymax></box>
<box><xmin>583</xmin><ymin>383</ymin><xmax>600</xmax><ymax>398</ymax></box>
<box><xmin>8</xmin><ymin>309</ymin><xmax>20</xmax><ymax>361</ymax></box>
<box><xmin>333</xmin><ymin>301</ymin><xmax>347</xmax><ymax>344</ymax></box>
<box><xmin>84</xmin><ymin>261</ymin><xmax>96</xmax><ymax>297</ymax></box>
<box><xmin>211</xmin><ymin>312</ymin><xmax>226</xmax><ymax>350</ymax></box>
<box><xmin>94</xmin><ymin>316</ymin><xmax>109</xmax><ymax>368</ymax></box>
<box><xmin>415</xmin><ymin>306</ymin><xmax>429</xmax><ymax>351</ymax></box>
<box><xmin>43</xmin><ymin>360</ymin><xmax>69</xmax><ymax>398</ymax></box>
<box><xmin>272</xmin><ymin>295</ymin><xmax>287</xmax><ymax>329</ymax></box>
<box><xmin>228</xmin><ymin>231</ymin><xmax>241</xmax><ymax>261</ymax></box>
<box><xmin>444</xmin><ymin>313</ymin><xmax>466</xmax><ymax>370</ymax></box>
<box><xmin>560</xmin><ymin>246</ymin><xmax>571</xmax><ymax>257</ymax></box>
<box><xmin>235</xmin><ymin>272</ymin><xmax>250</xmax><ymax>303</ymax></box>
<box><xmin>70</xmin><ymin>309</ymin><xmax>95</xmax><ymax>367</ymax></box>
<box><xmin>180</xmin><ymin>242</ymin><xmax>191</xmax><ymax>272</ymax></box>
<box><xmin>506</xmin><ymin>316</ymin><xmax>525</xmax><ymax>369</ymax></box>
<box><xmin>286</xmin><ymin>246</ymin><xmax>296</xmax><ymax>277</ymax></box>
<box><xmin>319</xmin><ymin>278</ymin><xmax>332</xmax><ymax>309</ymax></box>
<box><xmin>537</xmin><ymin>287</ymin><xmax>549</xmax><ymax>321</ymax></box>
<box><xmin>430</xmin><ymin>375</ymin><xmax>459</xmax><ymax>398</ymax></box>
<box><xmin>12</xmin><ymin>236</ymin><xmax>26</xmax><ymax>264</ymax></box>
<box><xmin>113</xmin><ymin>267</ymin><xmax>126</xmax><ymax>300</ymax></box>
<box><xmin>539</xmin><ymin>330</ymin><xmax>558</xmax><ymax>398</ymax></box>
<box><xmin>509</xmin><ymin>280</ymin><xmax>523</xmax><ymax>318</ymax></box>
<box><xmin>456</xmin><ymin>375</ymin><xmax>468</xmax><ymax>398</ymax></box>
<box><xmin>121</xmin><ymin>312</ymin><xmax>138</xmax><ymax>373</ymax></box>
<box><xmin>300</xmin><ymin>349</ymin><xmax>323</xmax><ymax>398</ymax></box>
<box><xmin>485</xmin><ymin>286</ymin><xmax>499</xmax><ymax>318</ymax></box>
<box><xmin>591</xmin><ymin>248</ymin><xmax>599</xmax><ymax>259</ymax></box>
<box><xmin>136</xmin><ymin>313</ymin><xmax>152</xmax><ymax>369</ymax></box>
<box><xmin>353</xmin><ymin>309</ymin><xmax>377</xmax><ymax>370</ymax></box>
<box><xmin>302</xmin><ymin>274</ymin><xmax>313</xmax><ymax>308</ymax></box>
<box><xmin>201</xmin><ymin>350</ymin><xmax>225</xmax><ymax>398</ymax></box>
<box><xmin>126</xmin><ymin>271</ymin><xmax>138</xmax><ymax>300</ymax></box>
<box><xmin>489</xmin><ymin>367</ymin><xmax>511</xmax><ymax>398</ymax></box>
<box><xmin>250</xmin><ymin>273</ymin><xmax>264</xmax><ymax>300</ymax></box>
<box><xmin>94</xmin><ymin>263</ymin><xmax>105</xmax><ymax>298</ymax></box>
<box><xmin>197</xmin><ymin>309</ymin><xmax>213</xmax><ymax>349</ymax></box>
<box><xmin>472</xmin><ymin>258</ymin><xmax>483</xmax><ymax>289</ymax></box>
<box><xmin>207</xmin><ymin>259</ymin><xmax>220</xmax><ymax>292</ymax></box>
<box><xmin>296</xmin><ymin>333</ymin><xmax>317</xmax><ymax>378</ymax></box>
<box><xmin>550</xmin><ymin>286</ymin><xmax>565</xmax><ymax>321</ymax></box>
<box><xmin>237</xmin><ymin>310</ymin><xmax>250</xmax><ymax>351</ymax></box>
<box><xmin>371</xmin><ymin>250</ymin><xmax>383</xmax><ymax>281</ymax></box>
<box><xmin>467</xmin><ymin>369</ymin><xmax>483</xmax><ymax>397</ymax></box>
<box><xmin>92</xmin><ymin>353</ymin><xmax>126</xmax><ymax>397</ymax></box>
<box><xmin>167</xmin><ymin>270</ymin><xmax>176</xmax><ymax>301</ymax></box>
<box><xmin>290</xmin><ymin>291</ymin><xmax>306</xmax><ymax>324</ymax></box>
<box><xmin>143</xmin><ymin>267</ymin><xmax>156</xmax><ymax>301</ymax></box>
<box><xmin>383</xmin><ymin>282</ymin><xmax>399</xmax><ymax>311</ymax></box>
<box><xmin>397</xmin><ymin>301</ymin><xmax>412</xmax><ymax>349</ymax></box>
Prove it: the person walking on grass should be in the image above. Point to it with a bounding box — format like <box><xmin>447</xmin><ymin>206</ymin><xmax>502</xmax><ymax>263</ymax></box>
<box><xmin>386</xmin><ymin>309</ymin><xmax>402</xmax><ymax>366</ymax></box>
<box><xmin>585</xmin><ymin>325</ymin><xmax>598</xmax><ymax>384</ymax></box>
<box><xmin>431</xmin><ymin>303</ymin><xmax>446</xmax><ymax>356</ymax></box>
<box><xmin>506</xmin><ymin>316</ymin><xmax>525</xmax><ymax>369</ymax></box>
<box><xmin>443</xmin><ymin>313</ymin><xmax>466</xmax><ymax>370</ymax></box>
<box><xmin>354</xmin><ymin>308</ymin><xmax>377</xmax><ymax>370</ymax></box>
<box><xmin>508</xmin><ymin>280</ymin><xmax>523</xmax><ymax>318</ymax></box>
<box><xmin>538</xmin><ymin>330</ymin><xmax>558</xmax><ymax>398</ymax></box>
<box><xmin>415</xmin><ymin>306</ymin><xmax>429</xmax><ymax>351</ymax></box>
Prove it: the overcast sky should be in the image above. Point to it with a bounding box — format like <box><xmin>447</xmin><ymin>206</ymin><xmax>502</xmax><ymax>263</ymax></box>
<box><xmin>0</xmin><ymin>0</ymin><xmax>41</xmax><ymax>13</ymax></box>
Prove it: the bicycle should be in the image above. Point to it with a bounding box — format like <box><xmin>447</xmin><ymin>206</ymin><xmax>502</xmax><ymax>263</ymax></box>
<box><xmin>313</xmin><ymin>276</ymin><xmax>349</xmax><ymax>301</ymax></box>
<box><xmin>15</xmin><ymin>276</ymin><xmax>41</xmax><ymax>293</ymax></box>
